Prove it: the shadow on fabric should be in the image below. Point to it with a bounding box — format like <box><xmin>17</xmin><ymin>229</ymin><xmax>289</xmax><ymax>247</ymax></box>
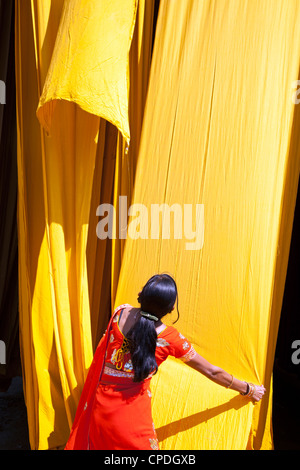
<box><xmin>156</xmin><ymin>395</ymin><xmax>247</xmax><ymax>442</ymax></box>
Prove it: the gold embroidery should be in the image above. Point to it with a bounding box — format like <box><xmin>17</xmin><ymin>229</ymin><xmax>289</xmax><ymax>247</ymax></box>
<box><xmin>111</xmin><ymin>348</ymin><xmax>117</xmax><ymax>364</ymax></box>
<box><xmin>124</xmin><ymin>360</ymin><xmax>133</xmax><ymax>371</ymax></box>
<box><xmin>103</xmin><ymin>365</ymin><xmax>134</xmax><ymax>378</ymax></box>
<box><xmin>156</xmin><ymin>338</ymin><xmax>170</xmax><ymax>347</ymax></box>
<box><xmin>114</xmin><ymin>337</ymin><xmax>131</xmax><ymax>370</ymax></box>
<box><xmin>149</xmin><ymin>438</ymin><xmax>159</xmax><ymax>450</ymax></box>
<box><xmin>180</xmin><ymin>346</ymin><xmax>197</xmax><ymax>362</ymax></box>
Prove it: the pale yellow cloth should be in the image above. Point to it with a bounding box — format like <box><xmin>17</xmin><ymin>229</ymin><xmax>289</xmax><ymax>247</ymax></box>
<box><xmin>114</xmin><ymin>0</ymin><xmax>300</xmax><ymax>449</ymax></box>
<box><xmin>36</xmin><ymin>0</ymin><xmax>138</xmax><ymax>143</ymax></box>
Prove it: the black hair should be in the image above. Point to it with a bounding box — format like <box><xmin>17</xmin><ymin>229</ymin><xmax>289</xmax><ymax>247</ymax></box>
<box><xmin>127</xmin><ymin>273</ymin><xmax>179</xmax><ymax>382</ymax></box>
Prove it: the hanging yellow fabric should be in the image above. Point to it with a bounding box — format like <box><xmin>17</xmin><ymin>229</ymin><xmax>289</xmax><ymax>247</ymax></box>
<box><xmin>36</xmin><ymin>0</ymin><xmax>138</xmax><ymax>144</ymax></box>
<box><xmin>114</xmin><ymin>0</ymin><xmax>300</xmax><ymax>449</ymax></box>
<box><xmin>16</xmin><ymin>0</ymin><xmax>69</xmax><ymax>449</ymax></box>
<box><xmin>16</xmin><ymin>0</ymin><xmax>138</xmax><ymax>449</ymax></box>
<box><xmin>111</xmin><ymin>0</ymin><xmax>156</xmax><ymax>303</ymax></box>
<box><xmin>87</xmin><ymin>0</ymin><xmax>156</xmax><ymax>348</ymax></box>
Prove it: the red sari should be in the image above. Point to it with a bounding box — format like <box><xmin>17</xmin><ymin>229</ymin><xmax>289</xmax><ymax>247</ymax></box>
<box><xmin>65</xmin><ymin>305</ymin><xmax>196</xmax><ymax>450</ymax></box>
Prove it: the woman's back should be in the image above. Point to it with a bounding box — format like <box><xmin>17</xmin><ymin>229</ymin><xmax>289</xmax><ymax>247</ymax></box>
<box><xmin>103</xmin><ymin>304</ymin><xmax>196</xmax><ymax>381</ymax></box>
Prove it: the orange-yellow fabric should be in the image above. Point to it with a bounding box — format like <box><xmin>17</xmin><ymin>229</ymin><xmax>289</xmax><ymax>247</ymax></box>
<box><xmin>16</xmin><ymin>0</ymin><xmax>300</xmax><ymax>451</ymax></box>
<box><xmin>111</xmin><ymin>0</ymin><xmax>156</xmax><ymax>303</ymax></box>
<box><xmin>113</xmin><ymin>0</ymin><xmax>300</xmax><ymax>449</ymax></box>
<box><xmin>16</xmin><ymin>0</ymin><xmax>138</xmax><ymax>449</ymax></box>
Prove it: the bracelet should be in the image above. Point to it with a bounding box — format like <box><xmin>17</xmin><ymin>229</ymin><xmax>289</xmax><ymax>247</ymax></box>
<box><xmin>240</xmin><ymin>382</ymin><xmax>256</xmax><ymax>397</ymax></box>
<box><xmin>240</xmin><ymin>382</ymin><xmax>249</xmax><ymax>395</ymax></box>
<box><xmin>227</xmin><ymin>374</ymin><xmax>234</xmax><ymax>389</ymax></box>
<box><xmin>247</xmin><ymin>383</ymin><xmax>256</xmax><ymax>398</ymax></box>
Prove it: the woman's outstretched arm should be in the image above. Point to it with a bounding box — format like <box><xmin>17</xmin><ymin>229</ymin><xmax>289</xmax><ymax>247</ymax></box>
<box><xmin>186</xmin><ymin>353</ymin><xmax>266</xmax><ymax>402</ymax></box>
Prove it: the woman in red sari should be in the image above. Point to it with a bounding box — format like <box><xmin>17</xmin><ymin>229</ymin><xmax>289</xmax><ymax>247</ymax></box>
<box><xmin>65</xmin><ymin>274</ymin><xmax>265</xmax><ymax>450</ymax></box>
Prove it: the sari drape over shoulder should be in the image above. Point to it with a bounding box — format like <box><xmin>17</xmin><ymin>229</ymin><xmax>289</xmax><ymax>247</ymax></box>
<box><xmin>65</xmin><ymin>305</ymin><xmax>196</xmax><ymax>450</ymax></box>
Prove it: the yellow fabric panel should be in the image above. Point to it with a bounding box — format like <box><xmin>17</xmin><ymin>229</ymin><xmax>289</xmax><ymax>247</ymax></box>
<box><xmin>111</xmin><ymin>0</ymin><xmax>156</xmax><ymax>302</ymax></box>
<box><xmin>86</xmin><ymin>0</ymin><xmax>156</xmax><ymax>349</ymax></box>
<box><xmin>87</xmin><ymin>119</ymin><xmax>118</xmax><ymax>350</ymax></box>
<box><xmin>16</xmin><ymin>0</ymin><xmax>138</xmax><ymax>449</ymax></box>
<box><xmin>36</xmin><ymin>0</ymin><xmax>138</xmax><ymax>143</ymax></box>
<box><xmin>16</xmin><ymin>0</ymin><xmax>67</xmax><ymax>449</ymax></box>
<box><xmin>152</xmin><ymin>359</ymin><xmax>254</xmax><ymax>450</ymax></box>
<box><xmin>114</xmin><ymin>0</ymin><xmax>300</xmax><ymax>449</ymax></box>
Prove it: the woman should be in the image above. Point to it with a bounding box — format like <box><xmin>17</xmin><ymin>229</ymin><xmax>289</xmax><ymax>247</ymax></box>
<box><xmin>65</xmin><ymin>273</ymin><xmax>266</xmax><ymax>450</ymax></box>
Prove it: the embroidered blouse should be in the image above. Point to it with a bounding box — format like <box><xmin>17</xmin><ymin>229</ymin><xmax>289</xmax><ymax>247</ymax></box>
<box><xmin>104</xmin><ymin>304</ymin><xmax>197</xmax><ymax>379</ymax></box>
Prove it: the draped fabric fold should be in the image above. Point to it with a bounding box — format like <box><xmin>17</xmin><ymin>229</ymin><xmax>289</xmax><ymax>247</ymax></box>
<box><xmin>15</xmin><ymin>0</ymin><xmax>139</xmax><ymax>449</ymax></box>
<box><xmin>36</xmin><ymin>0</ymin><xmax>138</xmax><ymax>144</ymax></box>
<box><xmin>87</xmin><ymin>0</ymin><xmax>156</xmax><ymax>349</ymax></box>
<box><xmin>111</xmin><ymin>0</ymin><xmax>156</xmax><ymax>304</ymax></box>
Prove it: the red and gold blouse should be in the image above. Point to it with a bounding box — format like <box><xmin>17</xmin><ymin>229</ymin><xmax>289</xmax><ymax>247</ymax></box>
<box><xmin>104</xmin><ymin>304</ymin><xmax>197</xmax><ymax>380</ymax></box>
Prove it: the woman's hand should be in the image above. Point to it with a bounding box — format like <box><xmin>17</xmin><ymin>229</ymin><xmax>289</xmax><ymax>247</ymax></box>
<box><xmin>251</xmin><ymin>384</ymin><xmax>266</xmax><ymax>402</ymax></box>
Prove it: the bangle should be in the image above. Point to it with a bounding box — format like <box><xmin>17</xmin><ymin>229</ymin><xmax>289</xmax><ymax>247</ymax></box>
<box><xmin>248</xmin><ymin>383</ymin><xmax>256</xmax><ymax>398</ymax></box>
<box><xmin>240</xmin><ymin>382</ymin><xmax>256</xmax><ymax>398</ymax></box>
<box><xmin>247</xmin><ymin>383</ymin><xmax>254</xmax><ymax>397</ymax></box>
<box><xmin>227</xmin><ymin>374</ymin><xmax>234</xmax><ymax>389</ymax></box>
<box><xmin>240</xmin><ymin>382</ymin><xmax>250</xmax><ymax>396</ymax></box>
